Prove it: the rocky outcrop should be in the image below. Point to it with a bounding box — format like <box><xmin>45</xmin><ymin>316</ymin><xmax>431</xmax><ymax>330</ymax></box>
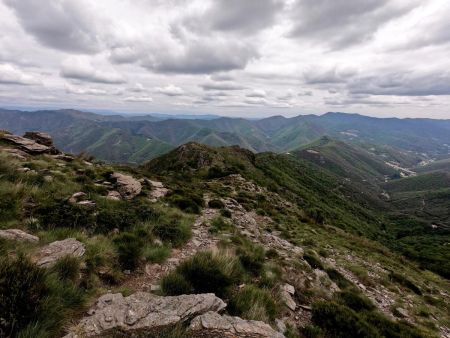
<box><xmin>0</xmin><ymin>229</ymin><xmax>39</xmax><ymax>243</ymax></box>
<box><xmin>64</xmin><ymin>293</ymin><xmax>226</xmax><ymax>337</ymax></box>
<box><xmin>111</xmin><ymin>172</ymin><xmax>142</xmax><ymax>200</ymax></box>
<box><xmin>33</xmin><ymin>238</ymin><xmax>85</xmax><ymax>268</ymax></box>
<box><xmin>23</xmin><ymin>131</ymin><xmax>54</xmax><ymax>147</ymax></box>
<box><xmin>147</xmin><ymin>179</ymin><xmax>169</xmax><ymax>202</ymax></box>
<box><xmin>0</xmin><ymin>133</ymin><xmax>52</xmax><ymax>154</ymax></box>
<box><xmin>189</xmin><ymin>312</ymin><xmax>285</xmax><ymax>338</ymax></box>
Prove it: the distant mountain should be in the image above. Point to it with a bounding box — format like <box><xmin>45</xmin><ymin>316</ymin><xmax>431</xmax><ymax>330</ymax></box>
<box><xmin>1</xmin><ymin>108</ymin><xmax>449</xmax><ymax>163</ymax></box>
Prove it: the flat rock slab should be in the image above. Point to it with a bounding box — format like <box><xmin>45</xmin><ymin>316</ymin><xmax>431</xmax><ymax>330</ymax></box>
<box><xmin>0</xmin><ymin>229</ymin><xmax>39</xmax><ymax>243</ymax></box>
<box><xmin>34</xmin><ymin>238</ymin><xmax>85</xmax><ymax>268</ymax></box>
<box><xmin>64</xmin><ymin>292</ymin><xmax>226</xmax><ymax>337</ymax></box>
<box><xmin>0</xmin><ymin>134</ymin><xmax>51</xmax><ymax>154</ymax></box>
<box><xmin>111</xmin><ymin>173</ymin><xmax>142</xmax><ymax>200</ymax></box>
<box><xmin>189</xmin><ymin>311</ymin><xmax>285</xmax><ymax>338</ymax></box>
<box><xmin>23</xmin><ymin>131</ymin><xmax>54</xmax><ymax>147</ymax></box>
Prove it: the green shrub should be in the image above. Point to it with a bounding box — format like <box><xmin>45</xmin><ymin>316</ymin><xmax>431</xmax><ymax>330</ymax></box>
<box><xmin>0</xmin><ymin>256</ymin><xmax>85</xmax><ymax>338</ymax></box>
<box><xmin>325</xmin><ymin>268</ymin><xmax>352</xmax><ymax>289</ymax></box>
<box><xmin>168</xmin><ymin>192</ymin><xmax>203</xmax><ymax>214</ymax></box>
<box><xmin>145</xmin><ymin>245</ymin><xmax>171</xmax><ymax>264</ymax></box>
<box><xmin>311</xmin><ymin>301</ymin><xmax>379</xmax><ymax>338</ymax></box>
<box><xmin>220</xmin><ymin>208</ymin><xmax>232</xmax><ymax>218</ymax></box>
<box><xmin>161</xmin><ymin>272</ymin><xmax>193</xmax><ymax>296</ymax></box>
<box><xmin>153</xmin><ymin>218</ymin><xmax>191</xmax><ymax>247</ymax></box>
<box><xmin>303</xmin><ymin>252</ymin><xmax>324</xmax><ymax>270</ymax></box>
<box><xmin>335</xmin><ymin>291</ymin><xmax>375</xmax><ymax>312</ymax></box>
<box><xmin>237</xmin><ymin>242</ymin><xmax>265</xmax><ymax>276</ymax></box>
<box><xmin>0</xmin><ymin>256</ymin><xmax>49</xmax><ymax>337</ymax></box>
<box><xmin>35</xmin><ymin>200</ymin><xmax>95</xmax><ymax>230</ymax></box>
<box><xmin>50</xmin><ymin>256</ymin><xmax>80</xmax><ymax>283</ymax></box>
<box><xmin>113</xmin><ymin>232</ymin><xmax>144</xmax><ymax>270</ymax></box>
<box><xmin>301</xmin><ymin>325</ymin><xmax>323</xmax><ymax>338</ymax></box>
<box><xmin>162</xmin><ymin>252</ymin><xmax>243</xmax><ymax>298</ymax></box>
<box><xmin>388</xmin><ymin>272</ymin><xmax>422</xmax><ymax>295</ymax></box>
<box><xmin>362</xmin><ymin>311</ymin><xmax>426</xmax><ymax>338</ymax></box>
<box><xmin>228</xmin><ymin>285</ymin><xmax>279</xmax><ymax>322</ymax></box>
<box><xmin>209</xmin><ymin>216</ymin><xmax>233</xmax><ymax>234</ymax></box>
<box><xmin>208</xmin><ymin>199</ymin><xmax>225</xmax><ymax>209</ymax></box>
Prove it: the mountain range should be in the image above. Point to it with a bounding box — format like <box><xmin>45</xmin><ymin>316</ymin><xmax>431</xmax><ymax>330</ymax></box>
<box><xmin>1</xmin><ymin>108</ymin><xmax>449</xmax><ymax>163</ymax></box>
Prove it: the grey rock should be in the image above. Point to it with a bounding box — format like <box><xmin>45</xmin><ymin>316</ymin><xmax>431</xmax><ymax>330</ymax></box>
<box><xmin>0</xmin><ymin>229</ymin><xmax>39</xmax><ymax>243</ymax></box>
<box><xmin>111</xmin><ymin>173</ymin><xmax>142</xmax><ymax>200</ymax></box>
<box><xmin>189</xmin><ymin>311</ymin><xmax>285</xmax><ymax>338</ymax></box>
<box><xmin>106</xmin><ymin>190</ymin><xmax>122</xmax><ymax>201</ymax></box>
<box><xmin>1</xmin><ymin>133</ymin><xmax>51</xmax><ymax>154</ymax></box>
<box><xmin>23</xmin><ymin>131</ymin><xmax>54</xmax><ymax>147</ymax></box>
<box><xmin>64</xmin><ymin>293</ymin><xmax>226</xmax><ymax>337</ymax></box>
<box><xmin>34</xmin><ymin>238</ymin><xmax>85</xmax><ymax>268</ymax></box>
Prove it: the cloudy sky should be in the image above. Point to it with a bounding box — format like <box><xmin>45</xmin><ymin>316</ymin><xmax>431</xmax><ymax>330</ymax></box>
<box><xmin>1</xmin><ymin>0</ymin><xmax>450</xmax><ymax>118</ymax></box>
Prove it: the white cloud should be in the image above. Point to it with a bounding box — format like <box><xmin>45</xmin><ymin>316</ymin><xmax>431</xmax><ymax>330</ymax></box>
<box><xmin>0</xmin><ymin>63</ymin><xmax>40</xmax><ymax>85</ymax></box>
<box><xmin>123</xmin><ymin>96</ymin><xmax>153</xmax><ymax>102</ymax></box>
<box><xmin>155</xmin><ymin>84</ymin><xmax>184</xmax><ymax>96</ymax></box>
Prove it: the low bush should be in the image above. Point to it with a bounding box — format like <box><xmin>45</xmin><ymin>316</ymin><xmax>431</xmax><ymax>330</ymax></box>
<box><xmin>167</xmin><ymin>192</ymin><xmax>203</xmax><ymax>214</ymax></box>
<box><xmin>311</xmin><ymin>301</ymin><xmax>379</xmax><ymax>338</ymax></box>
<box><xmin>228</xmin><ymin>285</ymin><xmax>279</xmax><ymax>322</ymax></box>
<box><xmin>237</xmin><ymin>242</ymin><xmax>266</xmax><ymax>276</ymax></box>
<box><xmin>209</xmin><ymin>216</ymin><xmax>233</xmax><ymax>234</ymax></box>
<box><xmin>50</xmin><ymin>256</ymin><xmax>80</xmax><ymax>283</ymax></box>
<box><xmin>161</xmin><ymin>251</ymin><xmax>243</xmax><ymax>298</ymax></box>
<box><xmin>144</xmin><ymin>245</ymin><xmax>171</xmax><ymax>264</ymax></box>
<box><xmin>208</xmin><ymin>199</ymin><xmax>225</xmax><ymax>209</ymax></box>
<box><xmin>152</xmin><ymin>218</ymin><xmax>191</xmax><ymax>247</ymax></box>
<box><xmin>303</xmin><ymin>252</ymin><xmax>324</xmax><ymax>270</ymax></box>
<box><xmin>389</xmin><ymin>271</ymin><xmax>422</xmax><ymax>295</ymax></box>
<box><xmin>335</xmin><ymin>290</ymin><xmax>375</xmax><ymax>312</ymax></box>
<box><xmin>113</xmin><ymin>232</ymin><xmax>144</xmax><ymax>270</ymax></box>
<box><xmin>362</xmin><ymin>311</ymin><xmax>426</xmax><ymax>338</ymax></box>
<box><xmin>325</xmin><ymin>268</ymin><xmax>352</xmax><ymax>289</ymax></box>
<box><xmin>161</xmin><ymin>272</ymin><xmax>192</xmax><ymax>296</ymax></box>
<box><xmin>220</xmin><ymin>208</ymin><xmax>232</xmax><ymax>218</ymax></box>
<box><xmin>0</xmin><ymin>256</ymin><xmax>85</xmax><ymax>338</ymax></box>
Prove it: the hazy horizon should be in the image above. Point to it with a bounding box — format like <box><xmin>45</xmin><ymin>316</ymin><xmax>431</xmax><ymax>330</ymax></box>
<box><xmin>1</xmin><ymin>0</ymin><xmax>450</xmax><ymax>119</ymax></box>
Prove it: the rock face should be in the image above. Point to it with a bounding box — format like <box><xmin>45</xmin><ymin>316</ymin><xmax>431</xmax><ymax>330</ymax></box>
<box><xmin>64</xmin><ymin>293</ymin><xmax>226</xmax><ymax>337</ymax></box>
<box><xmin>23</xmin><ymin>131</ymin><xmax>54</xmax><ymax>147</ymax></box>
<box><xmin>111</xmin><ymin>173</ymin><xmax>142</xmax><ymax>200</ymax></box>
<box><xmin>0</xmin><ymin>133</ymin><xmax>51</xmax><ymax>154</ymax></box>
<box><xmin>34</xmin><ymin>238</ymin><xmax>85</xmax><ymax>268</ymax></box>
<box><xmin>189</xmin><ymin>312</ymin><xmax>285</xmax><ymax>338</ymax></box>
<box><xmin>0</xmin><ymin>229</ymin><xmax>39</xmax><ymax>243</ymax></box>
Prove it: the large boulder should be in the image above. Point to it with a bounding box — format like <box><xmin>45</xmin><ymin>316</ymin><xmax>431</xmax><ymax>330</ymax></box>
<box><xmin>33</xmin><ymin>238</ymin><xmax>85</xmax><ymax>268</ymax></box>
<box><xmin>0</xmin><ymin>133</ymin><xmax>51</xmax><ymax>154</ymax></box>
<box><xmin>189</xmin><ymin>311</ymin><xmax>285</xmax><ymax>338</ymax></box>
<box><xmin>0</xmin><ymin>229</ymin><xmax>39</xmax><ymax>243</ymax></box>
<box><xmin>64</xmin><ymin>292</ymin><xmax>226</xmax><ymax>337</ymax></box>
<box><xmin>111</xmin><ymin>173</ymin><xmax>142</xmax><ymax>200</ymax></box>
<box><xmin>23</xmin><ymin>131</ymin><xmax>54</xmax><ymax>147</ymax></box>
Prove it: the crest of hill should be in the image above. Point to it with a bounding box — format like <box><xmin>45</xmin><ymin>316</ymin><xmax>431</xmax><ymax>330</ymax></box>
<box><xmin>144</xmin><ymin>142</ymin><xmax>256</xmax><ymax>175</ymax></box>
<box><xmin>292</xmin><ymin>136</ymin><xmax>397</xmax><ymax>184</ymax></box>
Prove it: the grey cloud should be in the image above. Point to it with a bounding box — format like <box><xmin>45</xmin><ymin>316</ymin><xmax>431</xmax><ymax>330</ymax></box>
<box><xmin>61</xmin><ymin>57</ymin><xmax>125</xmax><ymax>84</ymax></box>
<box><xmin>142</xmin><ymin>39</ymin><xmax>257</xmax><ymax>74</ymax></box>
<box><xmin>201</xmin><ymin>82</ymin><xmax>246</xmax><ymax>91</ymax></box>
<box><xmin>204</xmin><ymin>0</ymin><xmax>284</xmax><ymax>34</ymax></box>
<box><xmin>349</xmin><ymin>71</ymin><xmax>450</xmax><ymax>96</ymax></box>
<box><xmin>4</xmin><ymin>0</ymin><xmax>101</xmax><ymax>53</ymax></box>
<box><xmin>290</xmin><ymin>0</ymin><xmax>416</xmax><ymax>49</ymax></box>
<box><xmin>303</xmin><ymin>66</ymin><xmax>358</xmax><ymax>84</ymax></box>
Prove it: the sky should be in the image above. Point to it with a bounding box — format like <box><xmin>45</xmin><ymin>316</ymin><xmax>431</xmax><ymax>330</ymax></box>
<box><xmin>0</xmin><ymin>0</ymin><xmax>450</xmax><ymax>119</ymax></box>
